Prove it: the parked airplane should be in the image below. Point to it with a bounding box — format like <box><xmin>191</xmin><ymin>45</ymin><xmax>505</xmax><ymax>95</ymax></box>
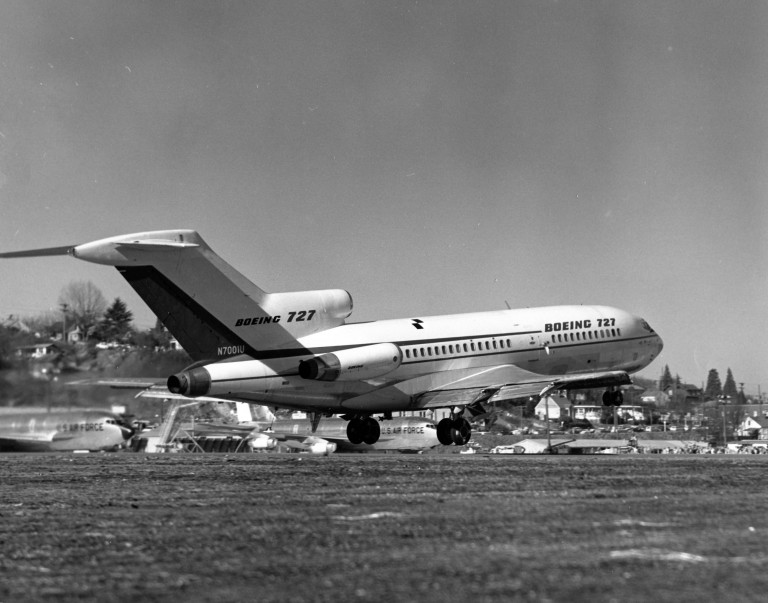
<box><xmin>0</xmin><ymin>408</ymin><xmax>134</xmax><ymax>452</ymax></box>
<box><xmin>132</xmin><ymin>398</ymin><xmax>438</xmax><ymax>454</ymax></box>
<box><xmin>257</xmin><ymin>414</ymin><xmax>439</xmax><ymax>454</ymax></box>
<box><xmin>1</xmin><ymin>230</ymin><xmax>663</xmax><ymax>447</ymax></box>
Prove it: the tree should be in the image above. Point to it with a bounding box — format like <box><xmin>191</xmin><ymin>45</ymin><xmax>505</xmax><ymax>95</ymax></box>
<box><xmin>95</xmin><ymin>298</ymin><xmax>134</xmax><ymax>343</ymax></box>
<box><xmin>704</xmin><ymin>369</ymin><xmax>722</xmax><ymax>400</ymax></box>
<box><xmin>659</xmin><ymin>365</ymin><xmax>674</xmax><ymax>392</ymax></box>
<box><xmin>722</xmin><ymin>368</ymin><xmax>738</xmax><ymax>400</ymax></box>
<box><xmin>58</xmin><ymin>281</ymin><xmax>107</xmax><ymax>340</ymax></box>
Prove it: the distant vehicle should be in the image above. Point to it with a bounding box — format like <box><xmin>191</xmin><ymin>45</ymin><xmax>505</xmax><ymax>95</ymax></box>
<box><xmin>0</xmin><ymin>409</ymin><xmax>133</xmax><ymax>452</ymax></box>
<box><xmin>2</xmin><ymin>229</ymin><xmax>663</xmax><ymax>449</ymax></box>
<box><xmin>490</xmin><ymin>445</ymin><xmax>519</xmax><ymax>454</ymax></box>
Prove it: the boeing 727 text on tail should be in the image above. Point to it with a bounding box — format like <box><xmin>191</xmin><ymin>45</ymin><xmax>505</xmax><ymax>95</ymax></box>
<box><xmin>1</xmin><ymin>230</ymin><xmax>663</xmax><ymax>447</ymax></box>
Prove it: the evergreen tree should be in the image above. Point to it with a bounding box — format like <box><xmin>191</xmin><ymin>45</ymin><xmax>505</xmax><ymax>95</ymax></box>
<box><xmin>96</xmin><ymin>298</ymin><xmax>134</xmax><ymax>343</ymax></box>
<box><xmin>704</xmin><ymin>369</ymin><xmax>722</xmax><ymax>400</ymax></box>
<box><xmin>659</xmin><ymin>365</ymin><xmax>674</xmax><ymax>391</ymax></box>
<box><xmin>722</xmin><ymin>368</ymin><xmax>738</xmax><ymax>400</ymax></box>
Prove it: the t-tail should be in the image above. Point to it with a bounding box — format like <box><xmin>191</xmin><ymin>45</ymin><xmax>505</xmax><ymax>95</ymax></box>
<box><xmin>1</xmin><ymin>230</ymin><xmax>353</xmax><ymax>361</ymax></box>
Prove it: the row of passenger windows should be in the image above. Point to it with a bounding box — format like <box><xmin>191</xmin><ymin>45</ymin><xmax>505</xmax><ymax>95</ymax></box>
<box><xmin>404</xmin><ymin>337</ymin><xmax>514</xmax><ymax>360</ymax></box>
<box><xmin>549</xmin><ymin>328</ymin><xmax>620</xmax><ymax>344</ymax></box>
<box><xmin>402</xmin><ymin>328</ymin><xmax>622</xmax><ymax>361</ymax></box>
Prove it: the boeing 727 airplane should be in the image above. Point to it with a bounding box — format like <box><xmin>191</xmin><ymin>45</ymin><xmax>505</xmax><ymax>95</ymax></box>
<box><xmin>1</xmin><ymin>230</ymin><xmax>663</xmax><ymax>447</ymax></box>
<box><xmin>0</xmin><ymin>408</ymin><xmax>134</xmax><ymax>452</ymax></box>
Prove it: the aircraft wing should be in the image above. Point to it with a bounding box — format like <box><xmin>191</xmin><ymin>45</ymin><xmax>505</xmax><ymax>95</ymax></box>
<box><xmin>70</xmin><ymin>379</ymin><xmax>235</xmax><ymax>406</ymax></box>
<box><xmin>354</xmin><ymin>366</ymin><xmax>633</xmax><ymax>410</ymax></box>
<box><xmin>269</xmin><ymin>434</ymin><xmax>337</xmax><ymax>454</ymax></box>
<box><xmin>69</xmin><ymin>378</ymin><xmax>162</xmax><ymax>389</ymax></box>
<box><xmin>0</xmin><ymin>431</ymin><xmax>59</xmax><ymax>444</ymax></box>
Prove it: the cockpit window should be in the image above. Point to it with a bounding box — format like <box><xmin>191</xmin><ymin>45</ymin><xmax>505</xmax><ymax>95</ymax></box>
<box><xmin>426</xmin><ymin>424</ymin><xmax>436</xmax><ymax>430</ymax></box>
<box><xmin>641</xmin><ymin>319</ymin><xmax>655</xmax><ymax>333</ymax></box>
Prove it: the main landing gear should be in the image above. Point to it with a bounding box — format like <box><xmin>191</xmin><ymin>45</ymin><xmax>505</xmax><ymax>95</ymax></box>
<box><xmin>346</xmin><ymin>415</ymin><xmax>381</xmax><ymax>445</ymax></box>
<box><xmin>602</xmin><ymin>387</ymin><xmax>624</xmax><ymax>407</ymax></box>
<box><xmin>437</xmin><ymin>416</ymin><xmax>472</xmax><ymax>446</ymax></box>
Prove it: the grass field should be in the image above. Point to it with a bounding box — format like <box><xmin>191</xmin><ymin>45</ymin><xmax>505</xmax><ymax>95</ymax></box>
<box><xmin>1</xmin><ymin>453</ymin><xmax>767</xmax><ymax>602</ymax></box>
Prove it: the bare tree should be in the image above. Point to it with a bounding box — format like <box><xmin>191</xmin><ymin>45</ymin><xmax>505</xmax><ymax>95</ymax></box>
<box><xmin>58</xmin><ymin>281</ymin><xmax>107</xmax><ymax>340</ymax></box>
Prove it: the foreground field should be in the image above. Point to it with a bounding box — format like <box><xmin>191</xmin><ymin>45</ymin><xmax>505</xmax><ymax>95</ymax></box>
<box><xmin>1</xmin><ymin>454</ymin><xmax>767</xmax><ymax>602</ymax></box>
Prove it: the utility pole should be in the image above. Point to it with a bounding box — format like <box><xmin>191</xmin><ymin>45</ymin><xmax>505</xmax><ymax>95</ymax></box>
<box><xmin>720</xmin><ymin>396</ymin><xmax>729</xmax><ymax>449</ymax></box>
<box><xmin>60</xmin><ymin>303</ymin><xmax>69</xmax><ymax>343</ymax></box>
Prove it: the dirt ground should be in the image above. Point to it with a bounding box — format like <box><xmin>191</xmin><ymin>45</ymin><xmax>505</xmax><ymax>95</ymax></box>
<box><xmin>2</xmin><ymin>453</ymin><xmax>768</xmax><ymax>603</ymax></box>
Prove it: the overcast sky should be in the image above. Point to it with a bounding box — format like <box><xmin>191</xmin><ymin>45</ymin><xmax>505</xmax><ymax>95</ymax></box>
<box><xmin>1</xmin><ymin>1</ymin><xmax>766</xmax><ymax>393</ymax></box>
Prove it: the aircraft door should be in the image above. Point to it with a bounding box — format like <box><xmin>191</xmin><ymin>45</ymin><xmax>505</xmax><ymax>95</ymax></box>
<box><xmin>523</xmin><ymin>333</ymin><xmax>542</xmax><ymax>368</ymax></box>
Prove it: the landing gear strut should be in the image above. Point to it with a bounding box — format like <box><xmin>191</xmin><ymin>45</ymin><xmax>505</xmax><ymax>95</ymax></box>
<box><xmin>346</xmin><ymin>416</ymin><xmax>381</xmax><ymax>445</ymax></box>
<box><xmin>437</xmin><ymin>416</ymin><xmax>471</xmax><ymax>446</ymax></box>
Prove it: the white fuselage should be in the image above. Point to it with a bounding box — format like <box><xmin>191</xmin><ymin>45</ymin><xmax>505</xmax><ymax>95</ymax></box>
<box><xmin>0</xmin><ymin>410</ymin><xmax>132</xmax><ymax>452</ymax></box>
<box><xmin>263</xmin><ymin>416</ymin><xmax>440</xmax><ymax>452</ymax></box>
<box><xmin>198</xmin><ymin>305</ymin><xmax>663</xmax><ymax>412</ymax></box>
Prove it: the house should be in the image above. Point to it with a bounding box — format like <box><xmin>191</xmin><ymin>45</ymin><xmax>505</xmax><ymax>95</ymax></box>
<box><xmin>641</xmin><ymin>389</ymin><xmax>669</xmax><ymax>407</ymax></box>
<box><xmin>61</xmin><ymin>326</ymin><xmax>83</xmax><ymax>344</ymax></box>
<box><xmin>736</xmin><ymin>410</ymin><xmax>768</xmax><ymax>438</ymax></box>
<box><xmin>15</xmin><ymin>342</ymin><xmax>64</xmax><ymax>360</ymax></box>
<box><xmin>534</xmin><ymin>396</ymin><xmax>572</xmax><ymax>420</ymax></box>
<box><xmin>572</xmin><ymin>405</ymin><xmax>647</xmax><ymax>424</ymax></box>
<box><xmin>2</xmin><ymin>315</ymin><xmax>31</xmax><ymax>333</ymax></box>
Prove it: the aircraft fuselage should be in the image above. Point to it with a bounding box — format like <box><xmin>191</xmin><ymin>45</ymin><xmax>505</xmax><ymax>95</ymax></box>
<box><xmin>0</xmin><ymin>410</ymin><xmax>133</xmax><ymax>452</ymax></box>
<box><xmin>173</xmin><ymin>304</ymin><xmax>662</xmax><ymax>412</ymax></box>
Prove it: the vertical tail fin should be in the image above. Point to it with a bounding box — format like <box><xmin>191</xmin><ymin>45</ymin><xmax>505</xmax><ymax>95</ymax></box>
<box><xmin>68</xmin><ymin>230</ymin><xmax>353</xmax><ymax>361</ymax></box>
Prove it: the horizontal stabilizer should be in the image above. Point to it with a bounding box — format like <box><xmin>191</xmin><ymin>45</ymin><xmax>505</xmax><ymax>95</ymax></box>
<box><xmin>0</xmin><ymin>245</ymin><xmax>73</xmax><ymax>258</ymax></box>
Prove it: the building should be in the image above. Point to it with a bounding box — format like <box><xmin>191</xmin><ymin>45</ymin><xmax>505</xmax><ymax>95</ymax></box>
<box><xmin>572</xmin><ymin>405</ymin><xmax>647</xmax><ymax>424</ymax></box>
<box><xmin>736</xmin><ymin>412</ymin><xmax>768</xmax><ymax>439</ymax></box>
<box><xmin>640</xmin><ymin>389</ymin><xmax>669</xmax><ymax>407</ymax></box>
<box><xmin>534</xmin><ymin>396</ymin><xmax>572</xmax><ymax>420</ymax></box>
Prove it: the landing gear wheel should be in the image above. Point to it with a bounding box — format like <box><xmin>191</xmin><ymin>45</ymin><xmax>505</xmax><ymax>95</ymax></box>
<box><xmin>362</xmin><ymin>417</ymin><xmax>380</xmax><ymax>445</ymax></box>
<box><xmin>450</xmin><ymin>418</ymin><xmax>472</xmax><ymax>446</ymax></box>
<box><xmin>437</xmin><ymin>418</ymin><xmax>454</xmax><ymax>446</ymax></box>
<box><xmin>602</xmin><ymin>389</ymin><xmax>624</xmax><ymax>407</ymax></box>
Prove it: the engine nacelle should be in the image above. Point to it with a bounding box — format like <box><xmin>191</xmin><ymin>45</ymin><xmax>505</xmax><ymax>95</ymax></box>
<box><xmin>298</xmin><ymin>343</ymin><xmax>402</xmax><ymax>382</ymax></box>
<box><xmin>307</xmin><ymin>439</ymin><xmax>338</xmax><ymax>455</ymax></box>
<box><xmin>167</xmin><ymin>366</ymin><xmax>212</xmax><ymax>397</ymax></box>
<box><xmin>248</xmin><ymin>433</ymin><xmax>277</xmax><ymax>450</ymax></box>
